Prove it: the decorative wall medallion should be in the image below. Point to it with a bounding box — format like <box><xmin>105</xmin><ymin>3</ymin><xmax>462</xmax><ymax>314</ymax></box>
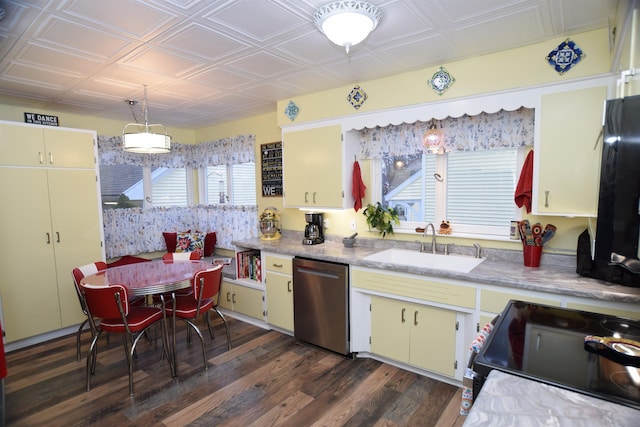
<box><xmin>347</xmin><ymin>85</ymin><xmax>368</xmax><ymax>109</ymax></box>
<box><xmin>546</xmin><ymin>38</ymin><xmax>585</xmax><ymax>75</ymax></box>
<box><xmin>428</xmin><ymin>67</ymin><xmax>455</xmax><ymax>95</ymax></box>
<box><xmin>284</xmin><ymin>100</ymin><xmax>299</xmax><ymax>121</ymax></box>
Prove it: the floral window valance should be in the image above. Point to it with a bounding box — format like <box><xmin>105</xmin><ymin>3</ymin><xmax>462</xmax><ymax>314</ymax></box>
<box><xmin>98</xmin><ymin>134</ymin><xmax>255</xmax><ymax>167</ymax></box>
<box><xmin>359</xmin><ymin>108</ymin><xmax>534</xmax><ymax>159</ymax></box>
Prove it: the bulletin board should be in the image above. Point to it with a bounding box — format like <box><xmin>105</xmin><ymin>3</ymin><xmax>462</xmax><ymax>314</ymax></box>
<box><xmin>260</xmin><ymin>142</ymin><xmax>283</xmax><ymax>197</ymax></box>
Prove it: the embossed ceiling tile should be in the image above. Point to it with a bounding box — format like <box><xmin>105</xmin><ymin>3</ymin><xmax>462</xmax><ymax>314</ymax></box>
<box><xmin>158</xmin><ymin>80</ymin><xmax>220</xmax><ymax>99</ymax></box>
<box><xmin>62</xmin><ymin>0</ymin><xmax>175</xmax><ymax>37</ymax></box>
<box><xmin>188</xmin><ymin>67</ymin><xmax>256</xmax><ymax>90</ymax></box>
<box><xmin>159</xmin><ymin>23</ymin><xmax>251</xmax><ymax>60</ymax></box>
<box><xmin>551</xmin><ymin>0</ymin><xmax>615</xmax><ymax>32</ymax></box>
<box><xmin>19</xmin><ymin>43</ymin><xmax>103</xmax><ymax>73</ymax></box>
<box><xmin>71</xmin><ymin>79</ymin><xmax>142</xmax><ymax>101</ymax></box>
<box><xmin>321</xmin><ymin>53</ymin><xmax>396</xmax><ymax>83</ymax></box>
<box><xmin>0</xmin><ymin>80</ymin><xmax>60</xmax><ymax>99</ymax></box>
<box><xmin>365</xmin><ymin>0</ymin><xmax>434</xmax><ymax>46</ymax></box>
<box><xmin>37</xmin><ymin>16</ymin><xmax>132</xmax><ymax>58</ymax></box>
<box><xmin>381</xmin><ymin>33</ymin><xmax>462</xmax><ymax>70</ymax></box>
<box><xmin>276</xmin><ymin>31</ymin><xmax>345</xmax><ymax>64</ymax></box>
<box><xmin>278</xmin><ymin>68</ymin><xmax>343</xmax><ymax>94</ymax></box>
<box><xmin>206</xmin><ymin>0</ymin><xmax>302</xmax><ymax>41</ymax></box>
<box><xmin>120</xmin><ymin>47</ymin><xmax>206</xmax><ymax>77</ymax></box>
<box><xmin>3</xmin><ymin>62</ymin><xmax>80</xmax><ymax>89</ymax></box>
<box><xmin>93</xmin><ymin>65</ymin><xmax>172</xmax><ymax>91</ymax></box>
<box><xmin>454</xmin><ymin>6</ymin><xmax>547</xmax><ymax>53</ymax></box>
<box><xmin>236</xmin><ymin>81</ymin><xmax>297</xmax><ymax>101</ymax></box>
<box><xmin>434</xmin><ymin>0</ymin><xmax>530</xmax><ymax>21</ymax></box>
<box><xmin>225</xmin><ymin>51</ymin><xmax>304</xmax><ymax>79</ymax></box>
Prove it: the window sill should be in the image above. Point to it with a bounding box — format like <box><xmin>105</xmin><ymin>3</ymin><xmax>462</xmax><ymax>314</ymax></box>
<box><xmin>393</xmin><ymin>227</ymin><xmax>518</xmax><ymax>243</ymax></box>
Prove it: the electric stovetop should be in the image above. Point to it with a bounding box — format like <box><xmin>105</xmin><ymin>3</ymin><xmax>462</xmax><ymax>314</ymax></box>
<box><xmin>473</xmin><ymin>300</ymin><xmax>640</xmax><ymax>410</ymax></box>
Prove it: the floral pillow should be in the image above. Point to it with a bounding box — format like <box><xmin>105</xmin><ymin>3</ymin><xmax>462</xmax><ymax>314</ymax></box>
<box><xmin>175</xmin><ymin>231</ymin><xmax>205</xmax><ymax>257</ymax></box>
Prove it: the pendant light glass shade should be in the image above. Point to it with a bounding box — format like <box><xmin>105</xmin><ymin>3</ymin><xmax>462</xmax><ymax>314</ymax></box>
<box><xmin>313</xmin><ymin>1</ymin><xmax>381</xmax><ymax>53</ymax></box>
<box><xmin>423</xmin><ymin>121</ymin><xmax>444</xmax><ymax>154</ymax></box>
<box><xmin>122</xmin><ymin>85</ymin><xmax>171</xmax><ymax>154</ymax></box>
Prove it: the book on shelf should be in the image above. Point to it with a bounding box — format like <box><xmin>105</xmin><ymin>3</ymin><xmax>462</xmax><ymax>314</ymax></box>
<box><xmin>236</xmin><ymin>249</ymin><xmax>261</xmax><ymax>281</ymax></box>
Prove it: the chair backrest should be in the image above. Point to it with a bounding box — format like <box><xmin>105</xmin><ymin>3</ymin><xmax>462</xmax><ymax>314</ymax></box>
<box><xmin>81</xmin><ymin>284</ymin><xmax>129</xmax><ymax>319</ymax></box>
<box><xmin>72</xmin><ymin>262</ymin><xmax>107</xmax><ymax>314</ymax></box>
<box><xmin>163</xmin><ymin>252</ymin><xmax>201</xmax><ymax>261</ymax></box>
<box><xmin>192</xmin><ymin>265</ymin><xmax>223</xmax><ymax>307</ymax></box>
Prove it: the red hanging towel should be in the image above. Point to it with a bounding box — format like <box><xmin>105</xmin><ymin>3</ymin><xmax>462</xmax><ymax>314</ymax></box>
<box><xmin>352</xmin><ymin>160</ymin><xmax>367</xmax><ymax>212</ymax></box>
<box><xmin>514</xmin><ymin>150</ymin><xmax>534</xmax><ymax>213</ymax></box>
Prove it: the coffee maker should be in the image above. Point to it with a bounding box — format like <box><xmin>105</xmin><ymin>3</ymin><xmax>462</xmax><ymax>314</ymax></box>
<box><xmin>303</xmin><ymin>212</ymin><xmax>324</xmax><ymax>245</ymax></box>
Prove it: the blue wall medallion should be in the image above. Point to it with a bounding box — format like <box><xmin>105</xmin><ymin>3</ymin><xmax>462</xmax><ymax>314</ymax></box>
<box><xmin>428</xmin><ymin>67</ymin><xmax>455</xmax><ymax>95</ymax></box>
<box><xmin>347</xmin><ymin>85</ymin><xmax>368</xmax><ymax>109</ymax></box>
<box><xmin>284</xmin><ymin>100</ymin><xmax>299</xmax><ymax>121</ymax></box>
<box><xmin>546</xmin><ymin>38</ymin><xmax>585</xmax><ymax>75</ymax></box>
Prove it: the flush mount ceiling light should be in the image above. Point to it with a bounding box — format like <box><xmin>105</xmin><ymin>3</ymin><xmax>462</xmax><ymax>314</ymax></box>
<box><xmin>122</xmin><ymin>85</ymin><xmax>171</xmax><ymax>154</ymax></box>
<box><xmin>423</xmin><ymin>120</ymin><xmax>444</xmax><ymax>154</ymax></box>
<box><xmin>313</xmin><ymin>1</ymin><xmax>381</xmax><ymax>53</ymax></box>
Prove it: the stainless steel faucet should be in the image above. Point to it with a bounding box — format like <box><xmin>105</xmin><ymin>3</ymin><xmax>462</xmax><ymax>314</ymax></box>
<box><xmin>473</xmin><ymin>243</ymin><xmax>482</xmax><ymax>259</ymax></box>
<box><xmin>422</xmin><ymin>223</ymin><xmax>437</xmax><ymax>254</ymax></box>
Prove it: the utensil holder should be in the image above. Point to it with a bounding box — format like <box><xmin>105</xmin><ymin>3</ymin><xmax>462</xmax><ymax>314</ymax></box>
<box><xmin>523</xmin><ymin>245</ymin><xmax>542</xmax><ymax>267</ymax></box>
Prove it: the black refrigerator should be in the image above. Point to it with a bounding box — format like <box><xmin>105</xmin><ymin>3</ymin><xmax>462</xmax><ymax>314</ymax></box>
<box><xmin>579</xmin><ymin>94</ymin><xmax>640</xmax><ymax>286</ymax></box>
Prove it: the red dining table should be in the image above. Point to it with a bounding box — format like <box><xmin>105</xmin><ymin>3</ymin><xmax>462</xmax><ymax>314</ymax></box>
<box><xmin>80</xmin><ymin>259</ymin><xmax>211</xmax><ymax>296</ymax></box>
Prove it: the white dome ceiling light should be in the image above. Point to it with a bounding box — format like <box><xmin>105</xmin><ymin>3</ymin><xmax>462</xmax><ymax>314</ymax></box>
<box><xmin>313</xmin><ymin>1</ymin><xmax>381</xmax><ymax>54</ymax></box>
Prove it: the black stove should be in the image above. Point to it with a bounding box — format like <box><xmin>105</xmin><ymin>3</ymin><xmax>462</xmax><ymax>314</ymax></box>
<box><xmin>473</xmin><ymin>300</ymin><xmax>640</xmax><ymax>410</ymax></box>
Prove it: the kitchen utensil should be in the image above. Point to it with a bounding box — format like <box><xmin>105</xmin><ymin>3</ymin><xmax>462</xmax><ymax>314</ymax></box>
<box><xmin>542</xmin><ymin>224</ymin><xmax>556</xmax><ymax>244</ymax></box>
<box><xmin>520</xmin><ymin>220</ymin><xmax>535</xmax><ymax>245</ymax></box>
<box><xmin>347</xmin><ymin>232</ymin><xmax>358</xmax><ymax>239</ymax></box>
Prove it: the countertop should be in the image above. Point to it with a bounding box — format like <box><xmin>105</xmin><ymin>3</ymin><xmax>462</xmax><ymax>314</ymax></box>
<box><xmin>233</xmin><ymin>233</ymin><xmax>640</xmax><ymax>305</ymax></box>
<box><xmin>463</xmin><ymin>370</ymin><xmax>640</xmax><ymax>426</ymax></box>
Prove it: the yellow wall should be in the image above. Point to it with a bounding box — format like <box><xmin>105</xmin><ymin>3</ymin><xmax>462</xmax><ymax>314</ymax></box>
<box><xmin>0</xmin><ymin>26</ymin><xmax>620</xmax><ymax>255</ymax></box>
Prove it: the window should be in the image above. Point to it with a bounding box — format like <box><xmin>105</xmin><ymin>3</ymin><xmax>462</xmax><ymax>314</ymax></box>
<box><xmin>203</xmin><ymin>162</ymin><xmax>256</xmax><ymax>205</ymax></box>
<box><xmin>380</xmin><ymin>148</ymin><xmax>519</xmax><ymax>236</ymax></box>
<box><xmin>99</xmin><ymin>165</ymin><xmax>191</xmax><ymax>208</ymax></box>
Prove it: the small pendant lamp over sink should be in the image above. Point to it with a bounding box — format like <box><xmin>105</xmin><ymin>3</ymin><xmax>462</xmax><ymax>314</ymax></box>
<box><xmin>423</xmin><ymin>120</ymin><xmax>444</xmax><ymax>154</ymax></box>
<box><xmin>122</xmin><ymin>85</ymin><xmax>171</xmax><ymax>154</ymax></box>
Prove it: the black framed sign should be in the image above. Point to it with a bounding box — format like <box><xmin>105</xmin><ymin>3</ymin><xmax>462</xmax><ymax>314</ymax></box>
<box><xmin>261</xmin><ymin>142</ymin><xmax>283</xmax><ymax>197</ymax></box>
<box><xmin>24</xmin><ymin>112</ymin><xmax>59</xmax><ymax>126</ymax></box>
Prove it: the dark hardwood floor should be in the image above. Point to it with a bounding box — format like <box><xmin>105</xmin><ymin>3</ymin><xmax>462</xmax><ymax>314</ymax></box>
<box><xmin>5</xmin><ymin>316</ymin><xmax>466</xmax><ymax>426</ymax></box>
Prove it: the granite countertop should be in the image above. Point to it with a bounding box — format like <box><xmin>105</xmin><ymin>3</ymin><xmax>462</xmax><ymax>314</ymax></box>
<box><xmin>464</xmin><ymin>370</ymin><xmax>639</xmax><ymax>426</ymax></box>
<box><xmin>233</xmin><ymin>233</ymin><xmax>640</xmax><ymax>305</ymax></box>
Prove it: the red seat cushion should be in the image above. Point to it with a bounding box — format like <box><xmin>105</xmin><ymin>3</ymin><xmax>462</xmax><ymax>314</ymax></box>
<box><xmin>98</xmin><ymin>306</ymin><xmax>163</xmax><ymax>333</ymax></box>
<box><xmin>166</xmin><ymin>297</ymin><xmax>214</xmax><ymax>319</ymax></box>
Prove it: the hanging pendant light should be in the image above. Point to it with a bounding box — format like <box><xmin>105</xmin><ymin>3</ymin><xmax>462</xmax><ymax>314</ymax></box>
<box><xmin>122</xmin><ymin>85</ymin><xmax>171</xmax><ymax>154</ymax></box>
<box><xmin>422</xmin><ymin>120</ymin><xmax>444</xmax><ymax>154</ymax></box>
<box><xmin>313</xmin><ymin>1</ymin><xmax>381</xmax><ymax>54</ymax></box>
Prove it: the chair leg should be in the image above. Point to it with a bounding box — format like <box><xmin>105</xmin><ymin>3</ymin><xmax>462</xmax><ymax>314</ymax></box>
<box><xmin>76</xmin><ymin>318</ymin><xmax>89</xmax><ymax>362</ymax></box>
<box><xmin>85</xmin><ymin>331</ymin><xmax>102</xmax><ymax>392</ymax></box>
<box><xmin>183</xmin><ymin>319</ymin><xmax>207</xmax><ymax>371</ymax></box>
<box><xmin>213</xmin><ymin>308</ymin><xmax>231</xmax><ymax>351</ymax></box>
<box><xmin>205</xmin><ymin>312</ymin><xmax>215</xmax><ymax>340</ymax></box>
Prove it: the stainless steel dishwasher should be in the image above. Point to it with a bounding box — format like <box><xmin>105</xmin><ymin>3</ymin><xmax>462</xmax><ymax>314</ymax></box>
<box><xmin>293</xmin><ymin>257</ymin><xmax>350</xmax><ymax>356</ymax></box>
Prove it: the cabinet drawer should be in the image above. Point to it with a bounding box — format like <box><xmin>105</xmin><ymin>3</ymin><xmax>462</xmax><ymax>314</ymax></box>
<box><xmin>480</xmin><ymin>289</ymin><xmax>559</xmax><ymax>314</ymax></box>
<box><xmin>352</xmin><ymin>268</ymin><xmax>475</xmax><ymax>309</ymax></box>
<box><xmin>264</xmin><ymin>254</ymin><xmax>292</xmax><ymax>275</ymax></box>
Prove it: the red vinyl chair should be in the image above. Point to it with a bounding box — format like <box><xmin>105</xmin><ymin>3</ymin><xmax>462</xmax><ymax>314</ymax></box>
<box><xmin>73</xmin><ymin>262</ymin><xmax>146</xmax><ymax>361</ymax></box>
<box><xmin>165</xmin><ymin>265</ymin><xmax>230</xmax><ymax>373</ymax></box>
<box><xmin>72</xmin><ymin>262</ymin><xmax>107</xmax><ymax>362</ymax></box>
<box><xmin>80</xmin><ymin>283</ymin><xmax>173</xmax><ymax>394</ymax></box>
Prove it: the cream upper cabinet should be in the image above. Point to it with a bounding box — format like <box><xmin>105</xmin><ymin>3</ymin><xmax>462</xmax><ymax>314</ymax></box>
<box><xmin>534</xmin><ymin>86</ymin><xmax>607</xmax><ymax>216</ymax></box>
<box><xmin>0</xmin><ymin>124</ymin><xmax>95</xmax><ymax>168</ymax></box>
<box><xmin>0</xmin><ymin>121</ymin><xmax>103</xmax><ymax>342</ymax></box>
<box><xmin>282</xmin><ymin>125</ymin><xmax>358</xmax><ymax>209</ymax></box>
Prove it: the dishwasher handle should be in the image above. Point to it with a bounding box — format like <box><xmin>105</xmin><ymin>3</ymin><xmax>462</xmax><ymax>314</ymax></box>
<box><xmin>295</xmin><ymin>266</ymin><xmax>341</xmax><ymax>280</ymax></box>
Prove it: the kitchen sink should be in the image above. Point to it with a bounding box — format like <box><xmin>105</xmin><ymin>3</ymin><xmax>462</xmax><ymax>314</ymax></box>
<box><xmin>363</xmin><ymin>248</ymin><xmax>485</xmax><ymax>273</ymax></box>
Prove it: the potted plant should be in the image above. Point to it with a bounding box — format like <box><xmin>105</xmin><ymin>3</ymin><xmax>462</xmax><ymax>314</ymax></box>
<box><xmin>363</xmin><ymin>202</ymin><xmax>400</xmax><ymax>238</ymax></box>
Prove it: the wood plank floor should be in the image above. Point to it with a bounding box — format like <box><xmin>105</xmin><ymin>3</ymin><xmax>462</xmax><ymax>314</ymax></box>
<box><xmin>5</xmin><ymin>316</ymin><xmax>467</xmax><ymax>426</ymax></box>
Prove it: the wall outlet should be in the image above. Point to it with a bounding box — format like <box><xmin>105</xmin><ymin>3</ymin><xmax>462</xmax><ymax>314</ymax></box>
<box><xmin>350</xmin><ymin>219</ymin><xmax>357</xmax><ymax>231</ymax></box>
<box><xmin>323</xmin><ymin>219</ymin><xmax>329</xmax><ymax>229</ymax></box>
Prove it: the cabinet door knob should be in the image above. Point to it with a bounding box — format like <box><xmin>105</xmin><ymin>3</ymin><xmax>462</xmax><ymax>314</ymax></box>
<box><xmin>232</xmin><ymin>293</ymin><xmax>236</xmax><ymax>304</ymax></box>
<box><xmin>226</xmin><ymin>292</ymin><xmax>231</xmax><ymax>302</ymax></box>
<box><xmin>545</xmin><ymin>190</ymin><xmax>549</xmax><ymax>208</ymax></box>
<box><xmin>401</xmin><ymin>307</ymin><xmax>406</xmax><ymax>323</ymax></box>
<box><xmin>49</xmin><ymin>152</ymin><xmax>54</xmax><ymax>164</ymax></box>
<box><xmin>414</xmin><ymin>310</ymin><xmax>418</xmax><ymax>326</ymax></box>
<box><xmin>56</xmin><ymin>231</ymin><xmax>60</xmax><ymax>243</ymax></box>
<box><xmin>46</xmin><ymin>232</ymin><xmax>51</xmax><ymax>244</ymax></box>
<box><xmin>305</xmin><ymin>192</ymin><xmax>309</xmax><ymax>203</ymax></box>
<box><xmin>287</xmin><ymin>280</ymin><xmax>292</xmax><ymax>292</ymax></box>
<box><xmin>39</xmin><ymin>152</ymin><xmax>44</xmax><ymax>164</ymax></box>
<box><xmin>313</xmin><ymin>192</ymin><xmax>317</xmax><ymax>203</ymax></box>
